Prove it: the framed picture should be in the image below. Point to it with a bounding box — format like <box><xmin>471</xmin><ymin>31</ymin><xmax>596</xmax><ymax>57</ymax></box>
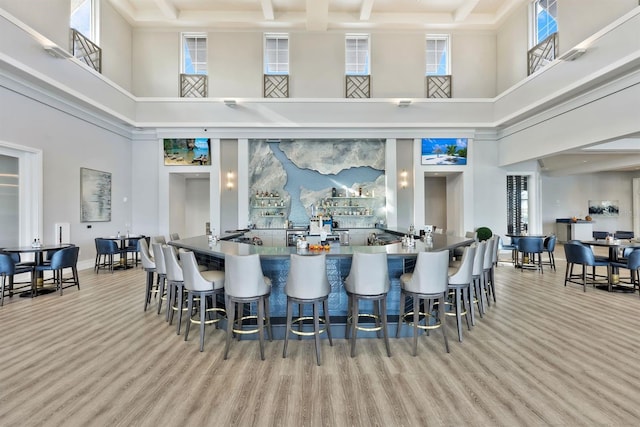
<box><xmin>588</xmin><ymin>200</ymin><xmax>619</xmax><ymax>217</ymax></box>
<box><xmin>421</xmin><ymin>138</ymin><xmax>468</xmax><ymax>165</ymax></box>
<box><xmin>80</xmin><ymin>167</ymin><xmax>112</xmax><ymax>222</ymax></box>
<box><xmin>163</xmin><ymin>138</ymin><xmax>211</xmax><ymax>165</ymax></box>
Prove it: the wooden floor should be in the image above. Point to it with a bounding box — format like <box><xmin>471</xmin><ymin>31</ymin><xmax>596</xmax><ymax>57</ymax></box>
<box><xmin>2</xmin><ymin>251</ymin><xmax>640</xmax><ymax>427</ymax></box>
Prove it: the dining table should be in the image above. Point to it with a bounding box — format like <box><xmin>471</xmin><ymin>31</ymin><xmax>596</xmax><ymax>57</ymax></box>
<box><xmin>100</xmin><ymin>235</ymin><xmax>144</xmax><ymax>269</ymax></box>
<box><xmin>2</xmin><ymin>243</ymin><xmax>73</xmax><ymax>296</ymax></box>
<box><xmin>505</xmin><ymin>234</ymin><xmax>547</xmax><ymax>269</ymax></box>
<box><xmin>580</xmin><ymin>239</ymin><xmax>640</xmax><ymax>291</ymax></box>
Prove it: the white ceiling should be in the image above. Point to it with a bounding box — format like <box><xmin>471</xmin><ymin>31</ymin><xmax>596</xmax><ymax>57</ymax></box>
<box><xmin>108</xmin><ymin>0</ymin><xmax>640</xmax><ymax>176</ymax></box>
<box><xmin>108</xmin><ymin>0</ymin><xmax>528</xmax><ymax>31</ymax></box>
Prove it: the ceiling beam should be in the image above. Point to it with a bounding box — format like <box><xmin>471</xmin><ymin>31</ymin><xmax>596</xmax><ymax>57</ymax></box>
<box><xmin>261</xmin><ymin>0</ymin><xmax>274</xmax><ymax>21</ymax></box>
<box><xmin>306</xmin><ymin>0</ymin><xmax>329</xmax><ymax>31</ymax></box>
<box><xmin>360</xmin><ymin>0</ymin><xmax>375</xmax><ymax>21</ymax></box>
<box><xmin>153</xmin><ymin>0</ymin><xmax>178</xmax><ymax>20</ymax></box>
<box><xmin>453</xmin><ymin>0</ymin><xmax>480</xmax><ymax>22</ymax></box>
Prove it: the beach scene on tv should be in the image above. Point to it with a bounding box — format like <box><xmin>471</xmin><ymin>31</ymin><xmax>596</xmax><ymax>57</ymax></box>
<box><xmin>421</xmin><ymin>138</ymin><xmax>468</xmax><ymax>165</ymax></box>
<box><xmin>164</xmin><ymin>138</ymin><xmax>211</xmax><ymax>165</ymax></box>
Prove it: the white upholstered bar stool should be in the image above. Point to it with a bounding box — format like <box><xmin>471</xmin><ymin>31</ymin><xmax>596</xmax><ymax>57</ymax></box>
<box><xmin>397</xmin><ymin>250</ymin><xmax>450</xmax><ymax>356</ymax></box>
<box><xmin>283</xmin><ymin>254</ymin><xmax>333</xmax><ymax>366</ymax></box>
<box><xmin>181</xmin><ymin>251</ymin><xmax>226</xmax><ymax>352</ymax></box>
<box><xmin>139</xmin><ymin>238</ymin><xmax>157</xmax><ymax>312</ymax></box>
<box><xmin>471</xmin><ymin>240</ymin><xmax>487</xmax><ymax>319</ymax></box>
<box><xmin>482</xmin><ymin>236</ymin><xmax>498</xmax><ymax>306</ymax></box>
<box><xmin>152</xmin><ymin>243</ymin><xmax>168</xmax><ymax>316</ymax></box>
<box><xmin>344</xmin><ymin>252</ymin><xmax>391</xmax><ymax>358</ymax></box>
<box><xmin>162</xmin><ymin>245</ymin><xmax>187</xmax><ymax>332</ymax></box>
<box><xmin>224</xmin><ymin>253</ymin><xmax>272</xmax><ymax>360</ymax></box>
<box><xmin>447</xmin><ymin>244</ymin><xmax>477</xmax><ymax>342</ymax></box>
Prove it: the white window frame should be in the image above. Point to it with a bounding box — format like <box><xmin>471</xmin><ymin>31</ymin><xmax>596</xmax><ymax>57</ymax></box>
<box><xmin>181</xmin><ymin>33</ymin><xmax>208</xmax><ymax>75</ymax></box>
<box><xmin>529</xmin><ymin>0</ymin><xmax>558</xmax><ymax>47</ymax></box>
<box><xmin>425</xmin><ymin>34</ymin><xmax>450</xmax><ymax>76</ymax></box>
<box><xmin>70</xmin><ymin>0</ymin><xmax>100</xmax><ymax>44</ymax></box>
<box><xmin>264</xmin><ymin>33</ymin><xmax>289</xmax><ymax>75</ymax></box>
<box><xmin>345</xmin><ymin>33</ymin><xmax>370</xmax><ymax>76</ymax></box>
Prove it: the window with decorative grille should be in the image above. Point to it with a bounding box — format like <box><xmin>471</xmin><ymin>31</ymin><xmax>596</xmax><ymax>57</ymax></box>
<box><xmin>264</xmin><ymin>33</ymin><xmax>289</xmax><ymax>75</ymax></box>
<box><xmin>345</xmin><ymin>34</ymin><xmax>370</xmax><ymax>75</ymax></box>
<box><xmin>426</xmin><ymin>35</ymin><xmax>449</xmax><ymax>76</ymax></box>
<box><xmin>532</xmin><ymin>0</ymin><xmax>558</xmax><ymax>46</ymax></box>
<box><xmin>182</xmin><ymin>33</ymin><xmax>207</xmax><ymax>75</ymax></box>
<box><xmin>507</xmin><ymin>176</ymin><xmax>529</xmax><ymax>235</ymax></box>
<box><xmin>70</xmin><ymin>0</ymin><xmax>98</xmax><ymax>44</ymax></box>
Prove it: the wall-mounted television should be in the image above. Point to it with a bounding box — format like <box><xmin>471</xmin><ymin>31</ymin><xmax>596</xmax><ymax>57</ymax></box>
<box><xmin>421</xmin><ymin>138</ymin><xmax>468</xmax><ymax>165</ymax></box>
<box><xmin>163</xmin><ymin>138</ymin><xmax>211</xmax><ymax>165</ymax></box>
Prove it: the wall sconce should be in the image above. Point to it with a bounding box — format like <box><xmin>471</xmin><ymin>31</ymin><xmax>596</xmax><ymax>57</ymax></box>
<box><xmin>226</xmin><ymin>171</ymin><xmax>234</xmax><ymax>190</ymax></box>
<box><xmin>400</xmin><ymin>170</ymin><xmax>409</xmax><ymax>189</ymax></box>
<box><xmin>559</xmin><ymin>48</ymin><xmax>586</xmax><ymax>61</ymax></box>
<box><xmin>43</xmin><ymin>45</ymin><xmax>72</xmax><ymax>59</ymax></box>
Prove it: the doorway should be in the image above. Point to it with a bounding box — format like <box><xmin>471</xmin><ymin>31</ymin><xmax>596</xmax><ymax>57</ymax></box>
<box><xmin>168</xmin><ymin>173</ymin><xmax>210</xmax><ymax>238</ymax></box>
<box><xmin>424</xmin><ymin>176</ymin><xmax>447</xmax><ymax>232</ymax></box>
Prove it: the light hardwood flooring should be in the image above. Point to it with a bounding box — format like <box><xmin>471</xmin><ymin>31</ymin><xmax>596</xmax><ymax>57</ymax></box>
<box><xmin>2</xmin><ymin>250</ymin><xmax>640</xmax><ymax>426</ymax></box>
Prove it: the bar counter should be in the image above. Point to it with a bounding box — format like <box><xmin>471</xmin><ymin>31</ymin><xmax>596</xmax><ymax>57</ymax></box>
<box><xmin>169</xmin><ymin>233</ymin><xmax>474</xmax><ymax>337</ymax></box>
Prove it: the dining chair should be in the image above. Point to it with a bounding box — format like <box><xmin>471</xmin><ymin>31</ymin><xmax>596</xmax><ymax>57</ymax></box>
<box><xmin>34</xmin><ymin>246</ymin><xmax>80</xmax><ymax>295</ymax></box>
<box><xmin>563</xmin><ymin>242</ymin><xmax>610</xmax><ymax>292</ymax></box>
<box><xmin>1</xmin><ymin>253</ymin><xmax>35</xmax><ymax>305</ymax></box>
<box><xmin>517</xmin><ymin>237</ymin><xmax>544</xmax><ymax>273</ymax></box>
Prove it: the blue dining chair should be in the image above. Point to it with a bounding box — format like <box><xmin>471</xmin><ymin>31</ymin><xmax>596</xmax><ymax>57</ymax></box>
<box><xmin>94</xmin><ymin>238</ymin><xmax>120</xmax><ymax>273</ymax></box>
<box><xmin>542</xmin><ymin>235</ymin><xmax>557</xmax><ymax>271</ymax></box>
<box><xmin>563</xmin><ymin>242</ymin><xmax>610</xmax><ymax>292</ymax></box>
<box><xmin>35</xmin><ymin>246</ymin><xmax>80</xmax><ymax>295</ymax></box>
<box><xmin>609</xmin><ymin>249</ymin><xmax>640</xmax><ymax>296</ymax></box>
<box><xmin>1</xmin><ymin>253</ymin><xmax>35</xmax><ymax>305</ymax></box>
<box><xmin>517</xmin><ymin>237</ymin><xmax>544</xmax><ymax>273</ymax></box>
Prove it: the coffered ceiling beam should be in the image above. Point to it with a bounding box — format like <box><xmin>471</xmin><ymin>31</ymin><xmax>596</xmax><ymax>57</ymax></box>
<box><xmin>153</xmin><ymin>0</ymin><xmax>178</xmax><ymax>20</ymax></box>
<box><xmin>453</xmin><ymin>0</ymin><xmax>480</xmax><ymax>22</ymax></box>
<box><xmin>261</xmin><ymin>0</ymin><xmax>274</xmax><ymax>21</ymax></box>
<box><xmin>360</xmin><ymin>0</ymin><xmax>375</xmax><ymax>21</ymax></box>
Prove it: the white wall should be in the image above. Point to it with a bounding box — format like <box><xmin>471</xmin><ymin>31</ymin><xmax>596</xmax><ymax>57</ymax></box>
<box><xmin>424</xmin><ymin>177</ymin><xmax>446</xmax><ymax>231</ymax></box>
<box><xmin>542</xmin><ymin>171</ymin><xmax>640</xmax><ymax>236</ymax></box>
<box><xmin>100</xmin><ymin>0</ymin><xmax>132</xmax><ymax>91</ymax></box>
<box><xmin>558</xmin><ymin>0</ymin><xmax>638</xmax><ymax>53</ymax></box>
<box><xmin>291</xmin><ymin>32</ymin><xmax>344</xmax><ymax>98</ymax></box>
<box><xmin>495</xmin><ymin>1</ymin><xmax>528</xmax><ymax>94</ymax></box>
<box><xmin>452</xmin><ymin>32</ymin><xmax>497</xmax><ymax>97</ymax></box>
<box><xmin>0</xmin><ymin>0</ymin><xmax>70</xmax><ymax>49</ymax></box>
<box><xmin>371</xmin><ymin>33</ymin><xmax>426</xmax><ymax>98</ymax></box>
<box><xmin>132</xmin><ymin>31</ymin><xmax>179</xmax><ymax>97</ymax></box>
<box><xmin>168</xmin><ymin>173</ymin><xmax>186</xmax><ymax>240</ymax></box>
<box><xmin>210</xmin><ymin>32</ymin><xmax>263</xmax><ymax>98</ymax></box>
<box><xmin>0</xmin><ymin>86</ymin><xmax>132</xmax><ymax>267</ymax></box>
<box><xmin>185</xmin><ymin>178</ymin><xmax>210</xmax><ymax>237</ymax></box>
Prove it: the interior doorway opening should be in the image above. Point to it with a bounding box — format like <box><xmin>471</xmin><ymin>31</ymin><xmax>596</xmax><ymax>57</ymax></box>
<box><xmin>423</xmin><ymin>171</ymin><xmax>463</xmax><ymax>235</ymax></box>
<box><xmin>168</xmin><ymin>172</ymin><xmax>210</xmax><ymax>239</ymax></box>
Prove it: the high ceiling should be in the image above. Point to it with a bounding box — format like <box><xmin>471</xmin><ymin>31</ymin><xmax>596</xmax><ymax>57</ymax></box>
<box><xmin>107</xmin><ymin>0</ymin><xmax>640</xmax><ymax>176</ymax></box>
<box><xmin>108</xmin><ymin>0</ymin><xmax>528</xmax><ymax>31</ymax></box>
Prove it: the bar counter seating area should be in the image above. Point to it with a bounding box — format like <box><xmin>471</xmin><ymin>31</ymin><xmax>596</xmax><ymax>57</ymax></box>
<box><xmin>4</xmin><ymin>230</ymin><xmax>640</xmax><ymax>425</ymax></box>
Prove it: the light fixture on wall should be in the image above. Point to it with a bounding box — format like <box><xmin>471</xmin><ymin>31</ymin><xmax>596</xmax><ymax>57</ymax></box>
<box><xmin>400</xmin><ymin>169</ymin><xmax>409</xmax><ymax>189</ymax></box>
<box><xmin>559</xmin><ymin>48</ymin><xmax>586</xmax><ymax>61</ymax></box>
<box><xmin>223</xmin><ymin>99</ymin><xmax>237</xmax><ymax>107</ymax></box>
<box><xmin>397</xmin><ymin>100</ymin><xmax>412</xmax><ymax>108</ymax></box>
<box><xmin>226</xmin><ymin>170</ymin><xmax>234</xmax><ymax>190</ymax></box>
<box><xmin>43</xmin><ymin>45</ymin><xmax>72</xmax><ymax>59</ymax></box>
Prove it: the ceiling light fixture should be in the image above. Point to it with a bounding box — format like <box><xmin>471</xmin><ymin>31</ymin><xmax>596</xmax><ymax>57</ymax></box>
<box><xmin>397</xmin><ymin>100</ymin><xmax>412</xmax><ymax>108</ymax></box>
<box><xmin>559</xmin><ymin>48</ymin><xmax>586</xmax><ymax>61</ymax></box>
<box><xmin>224</xmin><ymin>99</ymin><xmax>237</xmax><ymax>107</ymax></box>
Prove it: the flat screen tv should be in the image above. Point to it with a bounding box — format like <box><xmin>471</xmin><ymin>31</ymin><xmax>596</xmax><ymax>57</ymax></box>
<box><xmin>421</xmin><ymin>138</ymin><xmax>468</xmax><ymax>165</ymax></box>
<box><xmin>163</xmin><ymin>138</ymin><xmax>211</xmax><ymax>166</ymax></box>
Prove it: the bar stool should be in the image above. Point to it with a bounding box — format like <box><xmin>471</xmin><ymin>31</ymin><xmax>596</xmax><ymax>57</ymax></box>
<box><xmin>397</xmin><ymin>250</ymin><xmax>450</xmax><ymax>356</ymax></box>
<box><xmin>151</xmin><ymin>243</ymin><xmax>168</xmax><ymax>316</ymax></box>
<box><xmin>139</xmin><ymin>238</ymin><xmax>157</xmax><ymax>311</ymax></box>
<box><xmin>283</xmin><ymin>254</ymin><xmax>333</xmax><ymax>366</ymax></box>
<box><xmin>482</xmin><ymin>237</ymin><xmax>496</xmax><ymax>308</ymax></box>
<box><xmin>471</xmin><ymin>240</ymin><xmax>487</xmax><ymax>319</ymax></box>
<box><xmin>224</xmin><ymin>253</ymin><xmax>272</xmax><ymax>360</ymax></box>
<box><xmin>181</xmin><ymin>251</ymin><xmax>225</xmax><ymax>352</ymax></box>
<box><xmin>447</xmin><ymin>244</ymin><xmax>477</xmax><ymax>342</ymax></box>
<box><xmin>344</xmin><ymin>252</ymin><xmax>391</xmax><ymax>358</ymax></box>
